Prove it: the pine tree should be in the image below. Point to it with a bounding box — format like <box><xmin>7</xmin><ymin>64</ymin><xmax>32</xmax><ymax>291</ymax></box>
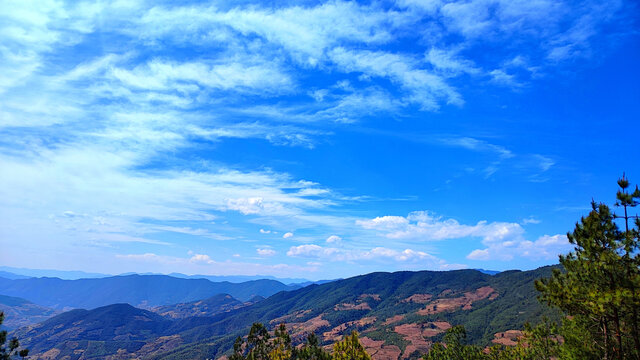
<box><xmin>297</xmin><ymin>333</ymin><xmax>330</xmax><ymax>360</ymax></box>
<box><xmin>332</xmin><ymin>331</ymin><xmax>371</xmax><ymax>360</ymax></box>
<box><xmin>269</xmin><ymin>323</ymin><xmax>293</xmax><ymax>360</ymax></box>
<box><xmin>614</xmin><ymin>174</ymin><xmax>640</xmax><ymax>356</ymax></box>
<box><xmin>535</xmin><ymin>175</ymin><xmax>640</xmax><ymax>359</ymax></box>
<box><xmin>424</xmin><ymin>325</ymin><xmax>485</xmax><ymax>360</ymax></box>
<box><xmin>0</xmin><ymin>312</ymin><xmax>28</xmax><ymax>360</ymax></box>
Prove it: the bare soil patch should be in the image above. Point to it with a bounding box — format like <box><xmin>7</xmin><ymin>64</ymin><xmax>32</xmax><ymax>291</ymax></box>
<box><xmin>418</xmin><ymin>286</ymin><xmax>497</xmax><ymax>315</ymax></box>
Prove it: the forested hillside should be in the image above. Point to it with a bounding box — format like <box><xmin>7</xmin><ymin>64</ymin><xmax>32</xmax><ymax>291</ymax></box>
<box><xmin>11</xmin><ymin>267</ymin><xmax>558</xmax><ymax>359</ymax></box>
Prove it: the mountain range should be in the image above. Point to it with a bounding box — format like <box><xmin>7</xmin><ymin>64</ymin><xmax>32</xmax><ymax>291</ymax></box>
<box><xmin>0</xmin><ymin>274</ymin><xmax>298</xmax><ymax>310</ymax></box>
<box><xmin>7</xmin><ymin>266</ymin><xmax>559</xmax><ymax>360</ymax></box>
<box><xmin>0</xmin><ymin>266</ymin><xmax>322</xmax><ymax>284</ymax></box>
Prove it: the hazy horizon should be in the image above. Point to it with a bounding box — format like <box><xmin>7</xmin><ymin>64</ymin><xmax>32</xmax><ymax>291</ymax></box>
<box><xmin>1</xmin><ymin>0</ymin><xmax>638</xmax><ymax>280</ymax></box>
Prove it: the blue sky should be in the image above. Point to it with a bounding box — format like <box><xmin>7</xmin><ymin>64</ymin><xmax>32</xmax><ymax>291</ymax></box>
<box><xmin>0</xmin><ymin>0</ymin><xmax>638</xmax><ymax>280</ymax></box>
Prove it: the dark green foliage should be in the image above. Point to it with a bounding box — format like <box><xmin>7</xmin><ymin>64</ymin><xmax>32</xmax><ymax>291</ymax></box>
<box><xmin>425</xmin><ymin>321</ymin><xmax>562</xmax><ymax>360</ymax></box>
<box><xmin>332</xmin><ymin>331</ymin><xmax>370</xmax><ymax>360</ymax></box>
<box><xmin>296</xmin><ymin>333</ymin><xmax>331</xmax><ymax>360</ymax></box>
<box><xmin>228</xmin><ymin>324</ymin><xmax>373</xmax><ymax>360</ymax></box>
<box><xmin>229</xmin><ymin>323</ymin><xmax>296</xmax><ymax>360</ymax></box>
<box><xmin>535</xmin><ymin>175</ymin><xmax>640</xmax><ymax>359</ymax></box>
<box><xmin>0</xmin><ymin>312</ymin><xmax>28</xmax><ymax>359</ymax></box>
<box><xmin>424</xmin><ymin>325</ymin><xmax>485</xmax><ymax>360</ymax></box>
<box><xmin>536</xmin><ymin>176</ymin><xmax>640</xmax><ymax>359</ymax></box>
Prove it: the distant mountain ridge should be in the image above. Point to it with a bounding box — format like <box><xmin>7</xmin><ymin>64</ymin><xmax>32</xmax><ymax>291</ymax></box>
<box><xmin>0</xmin><ymin>274</ymin><xmax>297</xmax><ymax>310</ymax></box>
<box><xmin>0</xmin><ymin>266</ymin><xmax>323</xmax><ymax>284</ymax></box>
<box><xmin>0</xmin><ymin>266</ymin><xmax>111</xmax><ymax>280</ymax></box>
<box><xmin>12</xmin><ymin>266</ymin><xmax>561</xmax><ymax>360</ymax></box>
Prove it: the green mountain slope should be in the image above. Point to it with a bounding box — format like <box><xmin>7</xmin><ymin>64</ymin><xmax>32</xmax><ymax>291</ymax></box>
<box><xmin>11</xmin><ymin>303</ymin><xmax>174</xmax><ymax>359</ymax></box>
<box><xmin>13</xmin><ymin>266</ymin><xmax>560</xmax><ymax>360</ymax></box>
<box><xmin>154</xmin><ymin>267</ymin><xmax>559</xmax><ymax>360</ymax></box>
<box><xmin>151</xmin><ymin>294</ymin><xmax>254</xmax><ymax>319</ymax></box>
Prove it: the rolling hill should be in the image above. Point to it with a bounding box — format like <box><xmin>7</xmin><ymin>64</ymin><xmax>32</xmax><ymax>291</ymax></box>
<box><xmin>0</xmin><ymin>295</ymin><xmax>60</xmax><ymax>330</ymax></box>
<box><xmin>151</xmin><ymin>293</ymin><xmax>260</xmax><ymax>319</ymax></box>
<box><xmin>0</xmin><ymin>275</ymin><xmax>297</xmax><ymax>310</ymax></box>
<box><xmin>12</xmin><ymin>303</ymin><xmax>174</xmax><ymax>359</ymax></box>
<box><xmin>11</xmin><ymin>266</ymin><xmax>560</xmax><ymax>360</ymax></box>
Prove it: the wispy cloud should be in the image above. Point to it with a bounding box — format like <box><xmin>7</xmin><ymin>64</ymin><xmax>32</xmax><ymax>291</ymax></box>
<box><xmin>0</xmin><ymin>0</ymin><xmax>632</xmax><ymax>277</ymax></box>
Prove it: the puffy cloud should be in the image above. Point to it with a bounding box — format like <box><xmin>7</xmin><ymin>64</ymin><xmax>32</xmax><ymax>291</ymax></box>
<box><xmin>287</xmin><ymin>244</ymin><xmax>337</xmax><ymax>258</ymax></box>
<box><xmin>467</xmin><ymin>234</ymin><xmax>571</xmax><ymax>261</ymax></box>
<box><xmin>286</xmin><ymin>243</ymin><xmax>466</xmax><ymax>270</ymax></box>
<box><xmin>358</xmin><ymin>211</ymin><xmax>571</xmax><ymax>262</ymax></box>
<box><xmin>190</xmin><ymin>253</ymin><xmax>214</xmax><ymax>264</ymax></box>
<box><xmin>226</xmin><ymin>197</ymin><xmax>265</xmax><ymax>215</ymax></box>
<box><xmin>326</xmin><ymin>235</ymin><xmax>342</xmax><ymax>244</ymax></box>
<box><xmin>282</xmin><ymin>232</ymin><xmax>294</xmax><ymax>239</ymax></box>
<box><xmin>357</xmin><ymin>211</ymin><xmax>524</xmax><ymax>241</ymax></box>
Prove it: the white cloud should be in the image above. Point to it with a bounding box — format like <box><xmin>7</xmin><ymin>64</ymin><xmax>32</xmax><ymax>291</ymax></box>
<box><xmin>426</xmin><ymin>47</ymin><xmax>480</xmax><ymax>75</ymax></box>
<box><xmin>114</xmin><ymin>252</ymin><xmax>318</xmax><ymax>276</ymax></box>
<box><xmin>283</xmin><ymin>232</ymin><xmax>294</xmax><ymax>239</ymax></box>
<box><xmin>329</xmin><ymin>47</ymin><xmax>463</xmax><ymax>110</ymax></box>
<box><xmin>439</xmin><ymin>137</ymin><xmax>514</xmax><ymax>160</ymax></box>
<box><xmin>286</xmin><ymin>243</ymin><xmax>462</xmax><ymax>270</ymax></box>
<box><xmin>257</xmin><ymin>248</ymin><xmax>276</xmax><ymax>256</ymax></box>
<box><xmin>521</xmin><ymin>217</ymin><xmax>541</xmax><ymax>225</ymax></box>
<box><xmin>287</xmin><ymin>244</ymin><xmax>435</xmax><ymax>262</ymax></box>
<box><xmin>190</xmin><ymin>253</ymin><xmax>214</xmax><ymax>264</ymax></box>
<box><xmin>489</xmin><ymin>69</ymin><xmax>520</xmax><ymax>87</ymax></box>
<box><xmin>326</xmin><ymin>235</ymin><xmax>342</xmax><ymax>244</ymax></box>
<box><xmin>0</xmin><ymin>0</ymin><xmax>629</xmax><ymax>277</ymax></box>
<box><xmin>110</xmin><ymin>59</ymin><xmax>294</xmax><ymax>95</ymax></box>
<box><xmin>226</xmin><ymin>197</ymin><xmax>266</xmax><ymax>215</ymax></box>
<box><xmin>357</xmin><ymin>210</ymin><xmax>571</xmax><ymax>262</ymax></box>
<box><xmin>116</xmin><ymin>253</ymin><xmax>162</xmax><ymax>261</ymax></box>
<box><xmin>135</xmin><ymin>2</ymin><xmax>398</xmax><ymax>63</ymax></box>
<box><xmin>0</xmin><ymin>140</ymin><xmax>340</xmax><ymax>253</ymax></box>
<box><xmin>467</xmin><ymin>234</ymin><xmax>571</xmax><ymax>261</ymax></box>
<box><xmin>533</xmin><ymin>154</ymin><xmax>555</xmax><ymax>172</ymax></box>
<box><xmin>357</xmin><ymin>211</ymin><xmax>523</xmax><ymax>241</ymax></box>
<box><xmin>259</xmin><ymin>229</ymin><xmax>271</xmax><ymax>234</ymax></box>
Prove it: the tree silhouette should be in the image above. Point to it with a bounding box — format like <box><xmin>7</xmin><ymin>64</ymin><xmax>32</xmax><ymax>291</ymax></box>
<box><xmin>0</xmin><ymin>312</ymin><xmax>28</xmax><ymax>360</ymax></box>
<box><xmin>536</xmin><ymin>175</ymin><xmax>640</xmax><ymax>359</ymax></box>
